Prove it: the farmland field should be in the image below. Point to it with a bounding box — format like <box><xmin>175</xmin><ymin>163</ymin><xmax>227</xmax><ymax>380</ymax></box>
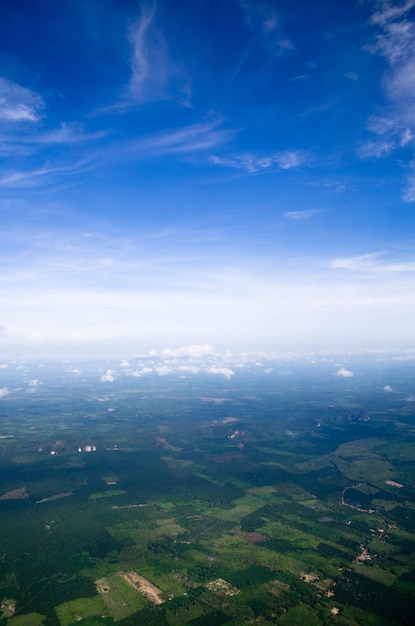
<box><xmin>0</xmin><ymin>355</ymin><xmax>415</xmax><ymax>625</ymax></box>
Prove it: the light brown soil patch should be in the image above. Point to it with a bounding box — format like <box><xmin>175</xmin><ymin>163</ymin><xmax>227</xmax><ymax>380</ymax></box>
<box><xmin>199</xmin><ymin>397</ymin><xmax>230</xmax><ymax>404</ymax></box>
<box><xmin>119</xmin><ymin>571</ymin><xmax>165</xmax><ymax>605</ymax></box>
<box><xmin>206</xmin><ymin>578</ymin><xmax>239</xmax><ymax>596</ymax></box>
<box><xmin>95</xmin><ymin>577</ymin><xmax>111</xmax><ymax>594</ymax></box>
<box><xmin>0</xmin><ymin>487</ymin><xmax>28</xmax><ymax>500</ymax></box>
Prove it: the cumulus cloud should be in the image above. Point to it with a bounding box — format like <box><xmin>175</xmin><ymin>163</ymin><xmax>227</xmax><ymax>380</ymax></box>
<box><xmin>128</xmin><ymin>367</ymin><xmax>153</xmax><ymax>377</ymax></box>
<box><xmin>335</xmin><ymin>367</ymin><xmax>354</xmax><ymax>378</ymax></box>
<box><xmin>161</xmin><ymin>344</ymin><xmax>214</xmax><ymax>358</ymax></box>
<box><xmin>28</xmin><ymin>379</ymin><xmax>40</xmax><ymax>387</ymax></box>
<box><xmin>383</xmin><ymin>384</ymin><xmax>393</xmax><ymax>392</ymax></box>
<box><xmin>0</xmin><ymin>78</ymin><xmax>44</xmax><ymax>123</ymax></box>
<box><xmin>100</xmin><ymin>369</ymin><xmax>116</xmax><ymax>382</ymax></box>
<box><xmin>70</xmin><ymin>368</ymin><xmax>81</xmax><ymax>375</ymax></box>
<box><xmin>178</xmin><ymin>365</ymin><xmax>200</xmax><ymax>373</ymax></box>
<box><xmin>0</xmin><ymin>387</ymin><xmax>9</xmax><ymax>398</ymax></box>
<box><xmin>207</xmin><ymin>366</ymin><xmax>235</xmax><ymax>380</ymax></box>
<box><xmin>120</xmin><ymin>360</ymin><xmax>130</xmax><ymax>367</ymax></box>
<box><xmin>155</xmin><ymin>365</ymin><xmax>173</xmax><ymax>376</ymax></box>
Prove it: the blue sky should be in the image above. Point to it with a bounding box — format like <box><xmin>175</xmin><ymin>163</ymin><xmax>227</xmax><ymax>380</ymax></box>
<box><xmin>1</xmin><ymin>0</ymin><xmax>415</xmax><ymax>359</ymax></box>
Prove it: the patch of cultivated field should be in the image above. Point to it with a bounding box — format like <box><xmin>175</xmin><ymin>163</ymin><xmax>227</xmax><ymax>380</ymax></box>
<box><xmin>213</xmin><ymin>493</ymin><xmax>267</xmax><ymax>522</ymax></box>
<box><xmin>88</xmin><ymin>489</ymin><xmax>126</xmax><ymax>500</ymax></box>
<box><xmin>7</xmin><ymin>614</ymin><xmax>45</xmax><ymax>626</ymax></box>
<box><xmin>55</xmin><ymin>595</ymin><xmax>107</xmax><ymax>626</ymax></box>
<box><xmin>120</xmin><ymin>571</ymin><xmax>165</xmax><ymax>604</ymax></box>
<box><xmin>95</xmin><ymin>573</ymin><xmax>148</xmax><ymax>619</ymax></box>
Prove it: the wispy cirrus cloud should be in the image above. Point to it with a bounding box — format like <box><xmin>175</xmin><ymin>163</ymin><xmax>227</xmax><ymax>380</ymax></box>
<box><xmin>360</xmin><ymin>1</ymin><xmax>415</xmax><ymax>199</ymax></box>
<box><xmin>284</xmin><ymin>209</ymin><xmax>321</xmax><ymax>220</ymax></box>
<box><xmin>0</xmin><ymin>157</ymin><xmax>95</xmax><ymax>188</ymax></box>
<box><xmin>126</xmin><ymin>1</ymin><xmax>190</xmax><ymax>106</ymax></box>
<box><xmin>0</xmin><ymin>79</ymin><xmax>106</xmax><ymax>189</ymax></box>
<box><xmin>210</xmin><ymin>150</ymin><xmax>305</xmax><ymax>173</ymax></box>
<box><xmin>330</xmin><ymin>250</ymin><xmax>415</xmax><ymax>272</ymax></box>
<box><xmin>239</xmin><ymin>0</ymin><xmax>293</xmax><ymax>54</ymax></box>
<box><xmin>0</xmin><ymin>78</ymin><xmax>44</xmax><ymax>124</ymax></box>
<box><xmin>119</xmin><ymin>119</ymin><xmax>234</xmax><ymax>158</ymax></box>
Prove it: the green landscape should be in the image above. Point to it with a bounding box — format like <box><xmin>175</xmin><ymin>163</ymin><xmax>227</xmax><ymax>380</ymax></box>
<box><xmin>0</xmin><ymin>355</ymin><xmax>415</xmax><ymax>625</ymax></box>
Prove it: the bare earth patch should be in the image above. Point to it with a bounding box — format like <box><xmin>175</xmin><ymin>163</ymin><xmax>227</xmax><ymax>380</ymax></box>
<box><xmin>199</xmin><ymin>397</ymin><xmax>231</xmax><ymax>405</ymax></box>
<box><xmin>301</xmin><ymin>572</ymin><xmax>319</xmax><ymax>583</ymax></box>
<box><xmin>0</xmin><ymin>487</ymin><xmax>28</xmax><ymax>500</ymax></box>
<box><xmin>206</xmin><ymin>578</ymin><xmax>239</xmax><ymax>597</ymax></box>
<box><xmin>119</xmin><ymin>571</ymin><xmax>165</xmax><ymax>605</ymax></box>
<box><xmin>0</xmin><ymin>598</ymin><xmax>16</xmax><ymax>617</ymax></box>
<box><xmin>95</xmin><ymin>578</ymin><xmax>111</xmax><ymax>594</ymax></box>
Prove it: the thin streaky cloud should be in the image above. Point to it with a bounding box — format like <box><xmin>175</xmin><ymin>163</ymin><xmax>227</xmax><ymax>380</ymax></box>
<box><xmin>330</xmin><ymin>251</ymin><xmax>415</xmax><ymax>272</ymax></box>
<box><xmin>127</xmin><ymin>1</ymin><xmax>190</xmax><ymax>105</ymax></box>
<box><xmin>284</xmin><ymin>209</ymin><xmax>321</xmax><ymax>220</ymax></box>
<box><xmin>28</xmin><ymin>124</ymin><xmax>108</xmax><ymax>145</ymax></box>
<box><xmin>0</xmin><ymin>157</ymin><xmax>95</xmax><ymax>187</ymax></box>
<box><xmin>210</xmin><ymin>150</ymin><xmax>305</xmax><ymax>173</ymax></box>
<box><xmin>118</xmin><ymin>119</ymin><xmax>234</xmax><ymax>157</ymax></box>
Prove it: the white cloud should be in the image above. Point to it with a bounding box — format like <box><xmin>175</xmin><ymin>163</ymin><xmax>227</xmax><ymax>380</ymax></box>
<box><xmin>330</xmin><ymin>251</ymin><xmax>415</xmax><ymax>273</ymax></box>
<box><xmin>129</xmin><ymin>367</ymin><xmax>153</xmax><ymax>377</ymax></box>
<box><xmin>28</xmin><ymin>379</ymin><xmax>40</xmax><ymax>387</ymax></box>
<box><xmin>211</xmin><ymin>150</ymin><xmax>305</xmax><ymax>173</ymax></box>
<box><xmin>383</xmin><ymin>384</ymin><xmax>393</xmax><ymax>392</ymax></box>
<box><xmin>100</xmin><ymin>369</ymin><xmax>116</xmax><ymax>382</ymax></box>
<box><xmin>155</xmin><ymin>365</ymin><xmax>172</xmax><ymax>376</ymax></box>
<box><xmin>123</xmin><ymin>119</ymin><xmax>233</xmax><ymax>158</ymax></box>
<box><xmin>161</xmin><ymin>344</ymin><xmax>214</xmax><ymax>358</ymax></box>
<box><xmin>0</xmin><ymin>78</ymin><xmax>44</xmax><ymax>123</ymax></box>
<box><xmin>0</xmin><ymin>157</ymin><xmax>93</xmax><ymax>188</ymax></box>
<box><xmin>127</xmin><ymin>1</ymin><xmax>190</xmax><ymax>105</ymax></box>
<box><xmin>0</xmin><ymin>364</ymin><xmax>8</xmax><ymax>369</ymax></box>
<box><xmin>284</xmin><ymin>209</ymin><xmax>320</xmax><ymax>220</ymax></box>
<box><xmin>403</xmin><ymin>163</ymin><xmax>415</xmax><ymax>201</ymax></box>
<box><xmin>207</xmin><ymin>366</ymin><xmax>235</xmax><ymax>380</ymax></box>
<box><xmin>330</xmin><ymin>252</ymin><xmax>384</xmax><ymax>271</ymax></box>
<box><xmin>358</xmin><ymin>139</ymin><xmax>396</xmax><ymax>159</ymax></box>
<box><xmin>70</xmin><ymin>368</ymin><xmax>81</xmax><ymax>375</ymax></box>
<box><xmin>0</xmin><ymin>387</ymin><xmax>9</xmax><ymax>398</ymax></box>
<box><xmin>335</xmin><ymin>367</ymin><xmax>354</xmax><ymax>378</ymax></box>
<box><xmin>120</xmin><ymin>360</ymin><xmax>130</xmax><ymax>367</ymax></box>
<box><xmin>178</xmin><ymin>365</ymin><xmax>200</xmax><ymax>373</ymax></box>
<box><xmin>239</xmin><ymin>1</ymin><xmax>293</xmax><ymax>54</ymax></box>
<box><xmin>363</xmin><ymin>0</ymin><xmax>415</xmax><ymax>199</ymax></box>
